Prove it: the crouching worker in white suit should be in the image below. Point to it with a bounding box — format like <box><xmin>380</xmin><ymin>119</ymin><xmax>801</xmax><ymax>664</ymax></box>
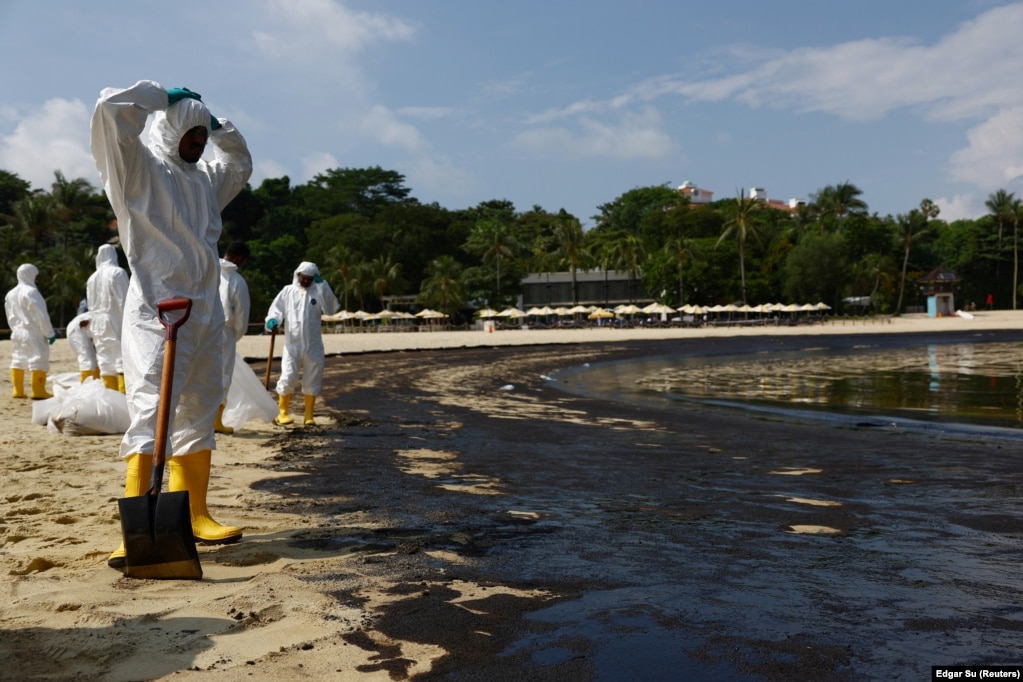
<box><xmin>265</xmin><ymin>262</ymin><xmax>339</xmax><ymax>426</ymax></box>
<box><xmin>66</xmin><ymin>311</ymin><xmax>100</xmax><ymax>383</ymax></box>
<box><xmin>91</xmin><ymin>80</ymin><xmax>252</xmax><ymax>569</ymax></box>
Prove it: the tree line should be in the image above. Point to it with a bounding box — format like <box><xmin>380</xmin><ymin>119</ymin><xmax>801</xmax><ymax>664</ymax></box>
<box><xmin>1</xmin><ymin>166</ymin><xmax>1020</xmax><ymax>331</ymax></box>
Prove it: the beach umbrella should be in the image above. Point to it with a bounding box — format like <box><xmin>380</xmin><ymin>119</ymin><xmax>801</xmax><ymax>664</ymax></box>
<box><xmin>815</xmin><ymin>302</ymin><xmax>832</xmax><ymax>311</ymax></box>
<box><xmin>525</xmin><ymin>306</ymin><xmax>545</xmax><ymax>316</ymax></box>
<box><xmin>642</xmin><ymin>302</ymin><xmax>676</xmax><ymax>315</ymax></box>
<box><xmin>568</xmin><ymin>304</ymin><xmax>589</xmax><ymax>315</ymax></box>
<box><xmin>588</xmin><ymin>308</ymin><xmax>614</xmax><ymax>320</ymax></box>
<box><xmin>498</xmin><ymin>307</ymin><xmax>526</xmax><ymax>318</ymax></box>
<box><xmin>476</xmin><ymin>308</ymin><xmax>499</xmax><ymax>318</ymax></box>
<box><xmin>415</xmin><ymin>308</ymin><xmax>447</xmax><ymax>319</ymax></box>
<box><xmin>554</xmin><ymin>306</ymin><xmax>573</xmax><ymax>316</ymax></box>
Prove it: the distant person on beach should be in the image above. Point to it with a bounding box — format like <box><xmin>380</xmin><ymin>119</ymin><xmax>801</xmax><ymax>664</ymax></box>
<box><xmin>264</xmin><ymin>261</ymin><xmax>339</xmax><ymax>426</ymax></box>
<box><xmin>987</xmin><ymin>293</ymin><xmax>994</xmax><ymax>310</ymax></box>
<box><xmin>216</xmin><ymin>240</ymin><xmax>251</xmax><ymax>434</ymax></box>
<box><xmin>91</xmin><ymin>80</ymin><xmax>252</xmax><ymax>568</ymax></box>
<box><xmin>86</xmin><ymin>243</ymin><xmax>129</xmax><ymax>393</ymax></box>
<box><xmin>4</xmin><ymin>263</ymin><xmax>56</xmax><ymax>400</ymax></box>
<box><xmin>66</xmin><ymin>311</ymin><xmax>100</xmax><ymax>383</ymax></box>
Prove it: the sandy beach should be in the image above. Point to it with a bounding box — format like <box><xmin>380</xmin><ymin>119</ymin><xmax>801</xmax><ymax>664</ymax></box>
<box><xmin>2</xmin><ymin>311</ymin><xmax>1022</xmax><ymax>681</ymax></box>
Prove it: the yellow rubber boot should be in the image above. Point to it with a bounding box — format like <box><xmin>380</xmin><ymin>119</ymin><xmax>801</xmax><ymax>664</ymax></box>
<box><xmin>276</xmin><ymin>394</ymin><xmax>294</xmax><ymax>425</ymax></box>
<box><xmin>168</xmin><ymin>450</ymin><xmax>242</xmax><ymax>544</ymax></box>
<box><xmin>102</xmin><ymin>375</ymin><xmax>119</xmax><ymax>391</ymax></box>
<box><xmin>108</xmin><ymin>454</ymin><xmax>154</xmax><ymax>569</ymax></box>
<box><xmin>10</xmin><ymin>368</ymin><xmax>26</xmax><ymax>398</ymax></box>
<box><xmin>214</xmin><ymin>404</ymin><xmax>234</xmax><ymax>434</ymax></box>
<box><xmin>303</xmin><ymin>394</ymin><xmax>316</xmax><ymax>426</ymax></box>
<box><xmin>79</xmin><ymin>370</ymin><xmax>91</xmax><ymax>383</ymax></box>
<box><xmin>30</xmin><ymin>370</ymin><xmax>51</xmax><ymax>400</ymax></box>
<box><xmin>90</xmin><ymin>368</ymin><xmax>101</xmax><ymax>381</ymax></box>
<box><xmin>117</xmin><ymin>374</ymin><xmax>126</xmax><ymax>394</ymax></box>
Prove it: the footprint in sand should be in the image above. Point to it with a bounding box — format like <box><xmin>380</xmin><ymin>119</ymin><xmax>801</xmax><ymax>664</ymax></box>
<box><xmin>9</xmin><ymin>557</ymin><xmax>60</xmax><ymax>575</ymax></box>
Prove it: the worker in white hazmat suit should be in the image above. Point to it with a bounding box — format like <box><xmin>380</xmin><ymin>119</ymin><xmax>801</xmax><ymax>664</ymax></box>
<box><xmin>265</xmin><ymin>262</ymin><xmax>339</xmax><ymax>426</ymax></box>
<box><xmin>216</xmin><ymin>241</ymin><xmax>251</xmax><ymax>434</ymax></box>
<box><xmin>66</xmin><ymin>311</ymin><xmax>100</xmax><ymax>382</ymax></box>
<box><xmin>4</xmin><ymin>263</ymin><xmax>56</xmax><ymax>399</ymax></box>
<box><xmin>85</xmin><ymin>243</ymin><xmax>129</xmax><ymax>392</ymax></box>
<box><xmin>91</xmin><ymin>80</ymin><xmax>252</xmax><ymax>569</ymax></box>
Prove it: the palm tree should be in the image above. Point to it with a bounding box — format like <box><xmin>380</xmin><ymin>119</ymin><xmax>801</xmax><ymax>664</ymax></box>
<box><xmin>322</xmin><ymin>244</ymin><xmax>357</xmax><ymax>311</ymax></box>
<box><xmin>985</xmin><ymin>189</ymin><xmax>1015</xmax><ymax>246</ymax></box>
<box><xmin>418</xmin><ymin>255</ymin><xmax>466</xmax><ymax>316</ymax></box>
<box><xmin>552</xmin><ymin>213</ymin><xmax>591</xmax><ymax>305</ymax></box>
<box><xmin>665</xmin><ymin>231</ymin><xmax>698</xmax><ymax>306</ymax></box>
<box><xmin>465</xmin><ymin>219</ymin><xmax>517</xmax><ymax>305</ymax></box>
<box><xmin>368</xmin><ymin>255</ymin><xmax>401</xmax><ymax>311</ymax></box>
<box><xmin>11</xmin><ymin>192</ymin><xmax>56</xmax><ymax>253</ymax></box>
<box><xmin>812</xmin><ymin>181</ymin><xmax>868</xmax><ymax>229</ymax></box>
<box><xmin>528</xmin><ymin>236</ymin><xmax>559</xmax><ymax>306</ymax></box>
<box><xmin>894</xmin><ymin>209</ymin><xmax>930</xmax><ymax>314</ymax></box>
<box><xmin>604</xmin><ymin>232</ymin><xmax>646</xmax><ymax>303</ymax></box>
<box><xmin>716</xmin><ymin>190</ymin><xmax>763</xmax><ymax>303</ymax></box>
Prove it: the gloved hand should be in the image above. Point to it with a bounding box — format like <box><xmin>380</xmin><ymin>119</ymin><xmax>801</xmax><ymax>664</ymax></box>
<box><xmin>266</xmin><ymin>319</ymin><xmax>278</xmax><ymax>333</ymax></box>
<box><xmin>167</xmin><ymin>87</ymin><xmax>202</xmax><ymax>106</ymax></box>
<box><xmin>48</xmin><ymin>335</ymin><xmax>56</xmax><ymax>345</ymax></box>
<box><xmin>210</xmin><ymin>115</ymin><xmax>222</xmax><ymax>131</ymax></box>
<box><xmin>313</xmin><ymin>274</ymin><xmax>324</xmax><ymax>284</ymax></box>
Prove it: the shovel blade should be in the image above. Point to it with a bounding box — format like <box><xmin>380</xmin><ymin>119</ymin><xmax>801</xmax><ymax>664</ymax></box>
<box><xmin>118</xmin><ymin>490</ymin><xmax>202</xmax><ymax>580</ymax></box>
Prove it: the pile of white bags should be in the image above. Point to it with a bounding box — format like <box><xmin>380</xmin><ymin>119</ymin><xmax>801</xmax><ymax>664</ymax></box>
<box><xmin>33</xmin><ymin>375</ymin><xmax>130</xmax><ymax>436</ymax></box>
<box><xmin>33</xmin><ymin>355</ymin><xmax>276</xmax><ymax>436</ymax></box>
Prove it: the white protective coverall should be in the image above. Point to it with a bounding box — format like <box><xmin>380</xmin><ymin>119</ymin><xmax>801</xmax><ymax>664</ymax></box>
<box><xmin>265</xmin><ymin>262</ymin><xmax>339</xmax><ymax>396</ymax></box>
<box><xmin>66</xmin><ymin>312</ymin><xmax>98</xmax><ymax>372</ymax></box>
<box><xmin>4</xmin><ymin>264</ymin><xmax>55</xmax><ymax>371</ymax></box>
<box><xmin>91</xmin><ymin>80</ymin><xmax>252</xmax><ymax>458</ymax></box>
<box><xmin>218</xmin><ymin>257</ymin><xmax>250</xmax><ymax>397</ymax></box>
<box><xmin>85</xmin><ymin>244</ymin><xmax>129</xmax><ymax>377</ymax></box>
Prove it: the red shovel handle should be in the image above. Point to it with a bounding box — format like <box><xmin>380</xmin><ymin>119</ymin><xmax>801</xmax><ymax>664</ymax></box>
<box><xmin>157</xmin><ymin>298</ymin><xmax>192</xmax><ymax>341</ymax></box>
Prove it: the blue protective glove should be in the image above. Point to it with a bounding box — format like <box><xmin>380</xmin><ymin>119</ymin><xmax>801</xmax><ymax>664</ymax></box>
<box><xmin>313</xmin><ymin>274</ymin><xmax>324</xmax><ymax>284</ymax></box>
<box><xmin>48</xmin><ymin>335</ymin><xmax>56</xmax><ymax>345</ymax></box>
<box><xmin>266</xmin><ymin>319</ymin><xmax>278</xmax><ymax>333</ymax></box>
<box><xmin>167</xmin><ymin>87</ymin><xmax>202</xmax><ymax>106</ymax></box>
<box><xmin>209</xmin><ymin>115</ymin><xmax>222</xmax><ymax>131</ymax></box>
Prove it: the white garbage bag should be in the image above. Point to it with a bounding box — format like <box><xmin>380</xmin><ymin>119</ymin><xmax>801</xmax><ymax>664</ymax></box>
<box><xmin>222</xmin><ymin>354</ymin><xmax>277</xmax><ymax>430</ymax></box>
<box><xmin>44</xmin><ymin>377</ymin><xmax>130</xmax><ymax>436</ymax></box>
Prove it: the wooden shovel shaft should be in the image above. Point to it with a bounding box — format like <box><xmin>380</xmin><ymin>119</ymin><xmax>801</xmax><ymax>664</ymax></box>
<box><xmin>263</xmin><ymin>326</ymin><xmax>277</xmax><ymax>389</ymax></box>
<box><xmin>150</xmin><ymin>298</ymin><xmax>192</xmax><ymax>488</ymax></box>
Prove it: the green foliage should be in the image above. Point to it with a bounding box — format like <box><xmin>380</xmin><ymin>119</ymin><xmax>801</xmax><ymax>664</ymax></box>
<box><xmin>6</xmin><ymin>160</ymin><xmax>1023</xmax><ymax>330</ymax></box>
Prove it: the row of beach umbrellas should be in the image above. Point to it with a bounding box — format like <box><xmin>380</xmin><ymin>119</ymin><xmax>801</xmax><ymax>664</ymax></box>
<box><xmin>322</xmin><ymin>308</ymin><xmax>449</xmax><ymax>322</ymax></box>
<box><xmin>476</xmin><ymin>302</ymin><xmax>832</xmax><ymax>319</ymax></box>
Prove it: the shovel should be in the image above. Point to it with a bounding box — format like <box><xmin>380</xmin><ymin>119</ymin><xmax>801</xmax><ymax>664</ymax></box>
<box><xmin>263</xmin><ymin>323</ymin><xmax>277</xmax><ymax>389</ymax></box>
<box><xmin>118</xmin><ymin>297</ymin><xmax>202</xmax><ymax>580</ymax></box>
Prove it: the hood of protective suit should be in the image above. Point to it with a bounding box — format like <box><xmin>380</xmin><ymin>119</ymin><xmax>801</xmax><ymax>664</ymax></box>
<box><xmin>149</xmin><ymin>97</ymin><xmax>211</xmax><ymax>161</ymax></box>
<box><xmin>16</xmin><ymin>263</ymin><xmax>38</xmax><ymax>287</ymax></box>
<box><xmin>96</xmin><ymin>243</ymin><xmax>119</xmax><ymax>269</ymax></box>
<box><xmin>293</xmin><ymin>261</ymin><xmax>319</xmax><ymax>284</ymax></box>
<box><xmin>220</xmin><ymin>258</ymin><xmax>238</xmax><ymax>277</ymax></box>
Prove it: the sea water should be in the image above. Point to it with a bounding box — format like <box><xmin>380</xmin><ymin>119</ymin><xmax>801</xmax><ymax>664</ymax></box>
<box><xmin>555</xmin><ymin>340</ymin><xmax>1023</xmax><ymax>439</ymax></box>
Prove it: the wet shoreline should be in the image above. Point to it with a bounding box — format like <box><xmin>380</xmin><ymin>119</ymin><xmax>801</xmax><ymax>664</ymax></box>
<box><xmin>272</xmin><ymin>332</ymin><xmax>1023</xmax><ymax>679</ymax></box>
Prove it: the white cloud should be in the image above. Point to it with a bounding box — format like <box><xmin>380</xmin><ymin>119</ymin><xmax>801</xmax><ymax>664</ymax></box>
<box><xmin>934</xmin><ymin>193</ymin><xmax>985</xmax><ymax>222</ymax></box>
<box><xmin>251</xmin><ymin>158</ymin><xmax>290</xmax><ymax>187</ymax></box>
<box><xmin>404</xmin><ymin>155</ymin><xmax>475</xmax><ymax>197</ymax></box>
<box><xmin>613</xmin><ymin>3</ymin><xmax>1023</xmax><ymax>123</ymax></box>
<box><xmin>514</xmin><ymin>107</ymin><xmax>673</xmax><ymax>160</ymax></box>
<box><xmin>360</xmin><ymin>105</ymin><xmax>427</xmax><ymax>153</ymax></box>
<box><xmin>948</xmin><ymin>107</ymin><xmax>1023</xmax><ymax>187</ymax></box>
<box><xmin>396</xmin><ymin>106</ymin><xmax>454</xmax><ymax>121</ymax></box>
<box><xmin>0</xmin><ymin>97</ymin><xmax>95</xmax><ymax>191</ymax></box>
<box><xmin>300</xmin><ymin>151</ymin><xmax>339</xmax><ymax>182</ymax></box>
<box><xmin>253</xmin><ymin>0</ymin><xmax>415</xmax><ymax>61</ymax></box>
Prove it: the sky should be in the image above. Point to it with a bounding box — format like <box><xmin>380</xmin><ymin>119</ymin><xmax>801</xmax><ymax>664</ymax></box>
<box><xmin>1</xmin><ymin>0</ymin><xmax>1022</xmax><ymax>228</ymax></box>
